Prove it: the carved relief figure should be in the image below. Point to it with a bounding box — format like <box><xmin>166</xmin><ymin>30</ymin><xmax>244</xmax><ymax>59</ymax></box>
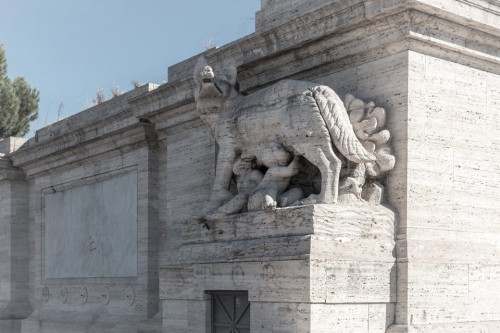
<box><xmin>207</xmin><ymin>143</ymin><xmax>303</xmax><ymax>219</ymax></box>
<box><xmin>205</xmin><ymin>154</ymin><xmax>264</xmax><ymax>221</ymax></box>
<box><xmin>339</xmin><ymin>95</ymin><xmax>396</xmax><ymax>204</ymax></box>
<box><xmin>194</xmin><ymin>57</ymin><xmax>394</xmax><ymax>219</ymax></box>
<box><xmin>247</xmin><ymin>143</ymin><xmax>303</xmax><ymax>211</ymax></box>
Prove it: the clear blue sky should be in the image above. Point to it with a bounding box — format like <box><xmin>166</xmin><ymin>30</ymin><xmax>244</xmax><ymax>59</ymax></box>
<box><xmin>0</xmin><ymin>0</ymin><xmax>260</xmax><ymax>137</ymax></box>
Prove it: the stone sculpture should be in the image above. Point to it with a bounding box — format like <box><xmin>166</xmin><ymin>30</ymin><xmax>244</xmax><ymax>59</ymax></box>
<box><xmin>338</xmin><ymin>94</ymin><xmax>396</xmax><ymax>204</ymax></box>
<box><xmin>247</xmin><ymin>150</ymin><xmax>302</xmax><ymax>212</ymax></box>
<box><xmin>193</xmin><ymin>57</ymin><xmax>395</xmax><ymax>219</ymax></box>
<box><xmin>205</xmin><ymin>154</ymin><xmax>264</xmax><ymax>221</ymax></box>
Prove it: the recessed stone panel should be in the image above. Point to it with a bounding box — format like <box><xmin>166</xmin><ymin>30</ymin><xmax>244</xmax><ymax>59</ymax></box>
<box><xmin>44</xmin><ymin>172</ymin><xmax>138</xmax><ymax>279</ymax></box>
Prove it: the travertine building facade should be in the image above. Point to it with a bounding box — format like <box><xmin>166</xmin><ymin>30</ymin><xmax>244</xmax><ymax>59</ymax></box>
<box><xmin>0</xmin><ymin>1</ymin><xmax>499</xmax><ymax>332</ymax></box>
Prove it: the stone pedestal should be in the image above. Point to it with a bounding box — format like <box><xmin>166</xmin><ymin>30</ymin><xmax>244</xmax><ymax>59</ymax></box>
<box><xmin>160</xmin><ymin>204</ymin><xmax>396</xmax><ymax>332</ymax></box>
<box><xmin>0</xmin><ymin>138</ymin><xmax>31</xmax><ymax>331</ymax></box>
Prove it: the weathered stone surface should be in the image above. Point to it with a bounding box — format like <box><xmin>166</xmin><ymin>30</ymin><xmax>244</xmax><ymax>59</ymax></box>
<box><xmin>160</xmin><ymin>202</ymin><xmax>396</xmax><ymax>331</ymax></box>
<box><xmin>0</xmin><ymin>0</ymin><xmax>498</xmax><ymax>332</ymax></box>
<box><xmin>1</xmin><ymin>122</ymin><xmax>160</xmax><ymax>331</ymax></box>
<box><xmin>180</xmin><ymin>203</ymin><xmax>395</xmax><ymax>263</ymax></box>
<box><xmin>0</xmin><ymin>144</ymin><xmax>31</xmax><ymax>322</ymax></box>
<box><xmin>160</xmin><ymin>259</ymin><xmax>396</xmax><ymax>303</ymax></box>
<box><xmin>44</xmin><ymin>172</ymin><xmax>138</xmax><ymax>278</ymax></box>
<box><xmin>388</xmin><ymin>50</ymin><xmax>500</xmax><ymax>332</ymax></box>
<box><xmin>160</xmin><ymin>258</ymin><xmax>395</xmax><ymax>332</ymax></box>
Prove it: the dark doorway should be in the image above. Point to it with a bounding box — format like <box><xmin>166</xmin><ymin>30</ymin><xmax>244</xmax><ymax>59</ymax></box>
<box><xmin>211</xmin><ymin>291</ymin><xmax>250</xmax><ymax>333</ymax></box>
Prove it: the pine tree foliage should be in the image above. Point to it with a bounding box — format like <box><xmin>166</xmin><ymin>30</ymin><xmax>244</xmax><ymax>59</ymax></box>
<box><xmin>0</xmin><ymin>44</ymin><xmax>39</xmax><ymax>139</ymax></box>
<box><xmin>0</xmin><ymin>46</ymin><xmax>7</xmax><ymax>80</ymax></box>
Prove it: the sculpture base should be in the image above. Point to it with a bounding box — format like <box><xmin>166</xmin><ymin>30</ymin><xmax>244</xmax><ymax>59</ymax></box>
<box><xmin>160</xmin><ymin>203</ymin><xmax>396</xmax><ymax>332</ymax></box>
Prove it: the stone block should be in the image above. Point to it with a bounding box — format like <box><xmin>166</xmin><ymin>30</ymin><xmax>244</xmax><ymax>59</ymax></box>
<box><xmin>407</xmin><ymin>263</ymin><xmax>469</xmax><ymax>325</ymax></box>
<box><xmin>258</xmin><ymin>260</ymin><xmax>312</xmax><ymax>303</ymax></box>
<box><xmin>250</xmin><ymin>301</ymin><xmax>393</xmax><ymax>333</ymax></box>
<box><xmin>307</xmin><ymin>303</ymin><xmax>371</xmax><ymax>332</ymax></box>
<box><xmin>162</xmin><ymin>200</ymin><xmax>396</xmax><ymax>331</ymax></box>
<box><xmin>43</xmin><ymin>172</ymin><xmax>138</xmax><ymax>278</ymax></box>
<box><xmin>162</xmin><ymin>299</ymin><xmax>209</xmax><ymax>333</ymax></box>
<box><xmin>369</xmin><ymin>303</ymin><xmax>395</xmax><ymax>333</ymax></box>
<box><xmin>325</xmin><ymin>261</ymin><xmax>396</xmax><ymax>303</ymax></box>
<box><xmin>468</xmin><ymin>265</ymin><xmax>500</xmax><ymax>322</ymax></box>
<box><xmin>179</xmin><ymin>203</ymin><xmax>395</xmax><ymax>264</ymax></box>
<box><xmin>162</xmin><ymin>300</ymin><xmax>188</xmax><ymax>327</ymax></box>
<box><xmin>0</xmin><ymin>158</ymin><xmax>31</xmax><ymax>321</ymax></box>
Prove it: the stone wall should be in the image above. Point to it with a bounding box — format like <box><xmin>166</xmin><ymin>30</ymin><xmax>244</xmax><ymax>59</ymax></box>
<box><xmin>2</xmin><ymin>86</ymin><xmax>162</xmax><ymax>333</ymax></box>
<box><xmin>0</xmin><ymin>138</ymin><xmax>31</xmax><ymax>327</ymax></box>
<box><xmin>395</xmin><ymin>52</ymin><xmax>500</xmax><ymax>331</ymax></box>
<box><xmin>0</xmin><ymin>0</ymin><xmax>498</xmax><ymax>332</ymax></box>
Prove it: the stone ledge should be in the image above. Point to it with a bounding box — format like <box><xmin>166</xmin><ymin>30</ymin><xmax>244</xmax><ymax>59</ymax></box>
<box><xmin>167</xmin><ymin>0</ymin><xmax>500</xmax><ymax>84</ymax></box>
<box><xmin>9</xmin><ymin>123</ymin><xmax>155</xmax><ymax>178</ymax></box>
<box><xmin>178</xmin><ymin>203</ymin><xmax>395</xmax><ymax>264</ymax></box>
<box><xmin>256</xmin><ymin>0</ymin><xmax>500</xmax><ymax>34</ymax></box>
<box><xmin>185</xmin><ymin>203</ymin><xmax>395</xmax><ymax>242</ymax></box>
<box><xmin>31</xmin><ymin>83</ymin><xmax>157</xmax><ymax>145</ymax></box>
